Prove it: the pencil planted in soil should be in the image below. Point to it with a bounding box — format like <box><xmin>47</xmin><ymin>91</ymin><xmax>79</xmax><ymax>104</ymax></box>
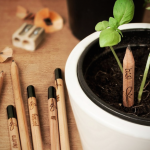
<box><xmin>123</xmin><ymin>46</ymin><xmax>135</xmax><ymax>107</ymax></box>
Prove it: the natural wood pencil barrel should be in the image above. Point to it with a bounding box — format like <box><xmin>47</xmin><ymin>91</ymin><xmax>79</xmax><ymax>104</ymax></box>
<box><xmin>55</xmin><ymin>68</ymin><xmax>70</xmax><ymax>150</ymax></box>
<box><xmin>27</xmin><ymin>85</ymin><xmax>43</xmax><ymax>150</ymax></box>
<box><xmin>48</xmin><ymin>86</ymin><xmax>60</xmax><ymax>150</ymax></box>
<box><xmin>123</xmin><ymin>46</ymin><xmax>135</xmax><ymax>107</ymax></box>
<box><xmin>7</xmin><ymin>105</ymin><xmax>21</xmax><ymax>150</ymax></box>
<box><xmin>11</xmin><ymin>61</ymin><xmax>32</xmax><ymax>150</ymax></box>
<box><xmin>0</xmin><ymin>71</ymin><xmax>4</xmax><ymax>96</ymax></box>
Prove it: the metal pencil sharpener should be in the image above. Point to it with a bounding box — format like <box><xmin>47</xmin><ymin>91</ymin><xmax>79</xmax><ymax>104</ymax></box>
<box><xmin>12</xmin><ymin>23</ymin><xmax>45</xmax><ymax>51</ymax></box>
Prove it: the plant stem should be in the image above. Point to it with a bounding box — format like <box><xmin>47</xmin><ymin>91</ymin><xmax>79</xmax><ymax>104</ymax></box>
<box><xmin>138</xmin><ymin>53</ymin><xmax>150</xmax><ymax>103</ymax></box>
<box><xmin>110</xmin><ymin>46</ymin><xmax>123</xmax><ymax>73</ymax></box>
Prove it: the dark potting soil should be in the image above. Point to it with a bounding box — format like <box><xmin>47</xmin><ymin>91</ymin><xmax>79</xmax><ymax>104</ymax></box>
<box><xmin>85</xmin><ymin>46</ymin><xmax>150</xmax><ymax>118</ymax></box>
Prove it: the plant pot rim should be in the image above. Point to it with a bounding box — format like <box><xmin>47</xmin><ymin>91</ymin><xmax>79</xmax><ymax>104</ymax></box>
<box><xmin>65</xmin><ymin>23</ymin><xmax>150</xmax><ymax>140</ymax></box>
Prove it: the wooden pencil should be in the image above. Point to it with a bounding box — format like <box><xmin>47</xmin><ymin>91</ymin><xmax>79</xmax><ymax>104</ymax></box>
<box><xmin>7</xmin><ymin>105</ymin><xmax>21</xmax><ymax>150</ymax></box>
<box><xmin>27</xmin><ymin>85</ymin><xmax>43</xmax><ymax>150</ymax></box>
<box><xmin>11</xmin><ymin>60</ymin><xmax>32</xmax><ymax>150</ymax></box>
<box><xmin>48</xmin><ymin>86</ymin><xmax>60</xmax><ymax>150</ymax></box>
<box><xmin>0</xmin><ymin>71</ymin><xmax>4</xmax><ymax>96</ymax></box>
<box><xmin>123</xmin><ymin>46</ymin><xmax>135</xmax><ymax>107</ymax></box>
<box><xmin>54</xmin><ymin>68</ymin><xmax>70</xmax><ymax>150</ymax></box>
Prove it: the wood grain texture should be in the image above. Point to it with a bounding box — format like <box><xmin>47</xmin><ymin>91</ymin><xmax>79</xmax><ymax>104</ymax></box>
<box><xmin>28</xmin><ymin>97</ymin><xmax>43</xmax><ymax>150</ymax></box>
<box><xmin>55</xmin><ymin>79</ymin><xmax>70</xmax><ymax>150</ymax></box>
<box><xmin>48</xmin><ymin>98</ymin><xmax>60</xmax><ymax>150</ymax></box>
<box><xmin>0</xmin><ymin>0</ymin><xmax>82</xmax><ymax>150</ymax></box>
<box><xmin>8</xmin><ymin>118</ymin><xmax>21</xmax><ymax>150</ymax></box>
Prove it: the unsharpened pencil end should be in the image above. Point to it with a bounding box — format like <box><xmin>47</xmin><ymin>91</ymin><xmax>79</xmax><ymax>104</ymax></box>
<box><xmin>7</xmin><ymin>105</ymin><xmax>17</xmax><ymax>119</ymax></box>
<box><xmin>48</xmin><ymin>86</ymin><xmax>56</xmax><ymax>99</ymax></box>
<box><xmin>27</xmin><ymin>85</ymin><xmax>36</xmax><ymax>98</ymax></box>
<box><xmin>54</xmin><ymin>68</ymin><xmax>62</xmax><ymax>79</ymax></box>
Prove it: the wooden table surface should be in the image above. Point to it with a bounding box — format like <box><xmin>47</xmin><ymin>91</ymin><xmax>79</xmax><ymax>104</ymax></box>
<box><xmin>0</xmin><ymin>0</ymin><xmax>150</xmax><ymax>150</ymax></box>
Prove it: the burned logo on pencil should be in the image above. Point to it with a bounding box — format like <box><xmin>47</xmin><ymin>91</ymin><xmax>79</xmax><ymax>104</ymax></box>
<box><xmin>50</xmin><ymin>98</ymin><xmax>55</xmax><ymax>112</ymax></box>
<box><xmin>9</xmin><ymin>118</ymin><xmax>17</xmax><ymax>131</ymax></box>
<box><xmin>29</xmin><ymin>100</ymin><xmax>37</xmax><ymax>110</ymax></box>
<box><xmin>125</xmin><ymin>68</ymin><xmax>132</xmax><ymax>79</ymax></box>
<box><xmin>51</xmin><ymin>116</ymin><xmax>56</xmax><ymax>120</ymax></box>
<box><xmin>56</xmin><ymin>95</ymin><xmax>60</xmax><ymax>102</ymax></box>
<box><xmin>12</xmin><ymin>135</ymin><xmax>18</xmax><ymax>148</ymax></box>
<box><xmin>126</xmin><ymin>86</ymin><xmax>133</xmax><ymax>101</ymax></box>
<box><xmin>32</xmin><ymin>114</ymin><xmax>39</xmax><ymax>126</ymax></box>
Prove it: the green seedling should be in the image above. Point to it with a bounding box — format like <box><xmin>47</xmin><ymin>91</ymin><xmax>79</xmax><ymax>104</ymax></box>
<box><xmin>138</xmin><ymin>53</ymin><xmax>150</xmax><ymax>103</ymax></box>
<box><xmin>95</xmin><ymin>0</ymin><xmax>134</xmax><ymax>73</ymax></box>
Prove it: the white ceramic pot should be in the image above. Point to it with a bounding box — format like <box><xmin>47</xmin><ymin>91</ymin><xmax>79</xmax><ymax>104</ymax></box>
<box><xmin>65</xmin><ymin>23</ymin><xmax>150</xmax><ymax>150</ymax></box>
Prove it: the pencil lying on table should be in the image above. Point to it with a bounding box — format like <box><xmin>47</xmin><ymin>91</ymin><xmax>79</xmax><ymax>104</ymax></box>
<box><xmin>11</xmin><ymin>60</ymin><xmax>32</xmax><ymax>150</ymax></box>
<box><xmin>55</xmin><ymin>68</ymin><xmax>70</xmax><ymax>150</ymax></box>
<box><xmin>0</xmin><ymin>71</ymin><xmax>4</xmax><ymax>96</ymax></box>
<box><xmin>48</xmin><ymin>86</ymin><xmax>60</xmax><ymax>150</ymax></box>
<box><xmin>27</xmin><ymin>85</ymin><xmax>43</xmax><ymax>150</ymax></box>
<box><xmin>7</xmin><ymin>105</ymin><xmax>21</xmax><ymax>150</ymax></box>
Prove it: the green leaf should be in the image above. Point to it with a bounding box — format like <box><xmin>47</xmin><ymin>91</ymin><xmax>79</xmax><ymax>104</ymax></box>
<box><xmin>146</xmin><ymin>7</ymin><xmax>150</xmax><ymax>10</ymax></box>
<box><xmin>95</xmin><ymin>21</ymin><xmax>109</xmax><ymax>31</ymax></box>
<box><xmin>116</xmin><ymin>28</ymin><xmax>123</xmax><ymax>37</ymax></box>
<box><xmin>109</xmin><ymin>17</ymin><xmax>118</xmax><ymax>29</ymax></box>
<box><xmin>100</xmin><ymin>28</ymin><xmax>121</xmax><ymax>47</ymax></box>
<box><xmin>113</xmin><ymin>0</ymin><xmax>134</xmax><ymax>25</ymax></box>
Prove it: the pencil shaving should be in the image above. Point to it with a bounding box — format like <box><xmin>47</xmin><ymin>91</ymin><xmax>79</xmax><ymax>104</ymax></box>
<box><xmin>34</xmin><ymin>8</ymin><xmax>63</xmax><ymax>33</ymax></box>
<box><xmin>16</xmin><ymin>6</ymin><xmax>29</xmax><ymax>19</ymax></box>
<box><xmin>0</xmin><ymin>47</ymin><xmax>13</xmax><ymax>63</ymax></box>
<box><xmin>16</xmin><ymin>6</ymin><xmax>35</xmax><ymax>20</ymax></box>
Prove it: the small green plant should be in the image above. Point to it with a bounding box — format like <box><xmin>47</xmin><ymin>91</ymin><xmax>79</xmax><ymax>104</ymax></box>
<box><xmin>95</xmin><ymin>0</ymin><xmax>150</xmax><ymax>104</ymax></box>
<box><xmin>138</xmin><ymin>54</ymin><xmax>150</xmax><ymax>103</ymax></box>
<box><xmin>95</xmin><ymin>0</ymin><xmax>134</xmax><ymax>73</ymax></box>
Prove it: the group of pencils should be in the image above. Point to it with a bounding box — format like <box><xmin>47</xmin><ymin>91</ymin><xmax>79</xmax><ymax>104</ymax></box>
<box><xmin>0</xmin><ymin>60</ymin><xmax>70</xmax><ymax>150</ymax></box>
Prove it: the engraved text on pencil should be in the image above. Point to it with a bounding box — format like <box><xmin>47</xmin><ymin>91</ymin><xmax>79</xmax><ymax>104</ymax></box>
<box><xmin>51</xmin><ymin>116</ymin><xmax>56</xmax><ymax>120</ymax></box>
<box><xmin>56</xmin><ymin>95</ymin><xmax>60</xmax><ymax>102</ymax></box>
<box><xmin>9</xmin><ymin>118</ymin><xmax>17</xmax><ymax>131</ymax></box>
<box><xmin>12</xmin><ymin>135</ymin><xmax>18</xmax><ymax>148</ymax></box>
<box><xmin>125</xmin><ymin>68</ymin><xmax>132</xmax><ymax>79</ymax></box>
<box><xmin>32</xmin><ymin>114</ymin><xmax>39</xmax><ymax>126</ymax></box>
<box><xmin>50</xmin><ymin>99</ymin><xmax>55</xmax><ymax>112</ymax></box>
<box><xmin>29</xmin><ymin>100</ymin><xmax>37</xmax><ymax>110</ymax></box>
<box><xmin>126</xmin><ymin>86</ymin><xmax>133</xmax><ymax>102</ymax></box>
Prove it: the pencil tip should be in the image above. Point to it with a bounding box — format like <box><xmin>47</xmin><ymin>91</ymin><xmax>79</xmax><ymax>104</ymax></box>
<box><xmin>127</xmin><ymin>45</ymin><xmax>132</xmax><ymax>51</ymax></box>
